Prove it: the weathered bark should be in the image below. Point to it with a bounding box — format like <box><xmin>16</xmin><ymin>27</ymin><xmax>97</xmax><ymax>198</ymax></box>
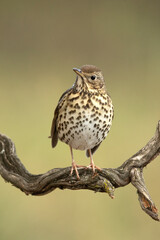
<box><xmin>0</xmin><ymin>121</ymin><xmax>160</xmax><ymax>221</ymax></box>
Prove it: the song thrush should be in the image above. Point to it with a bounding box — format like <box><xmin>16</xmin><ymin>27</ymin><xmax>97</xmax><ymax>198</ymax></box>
<box><xmin>50</xmin><ymin>65</ymin><xmax>114</xmax><ymax>179</ymax></box>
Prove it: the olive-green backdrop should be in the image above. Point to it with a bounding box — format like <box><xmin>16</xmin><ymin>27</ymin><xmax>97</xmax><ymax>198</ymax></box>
<box><xmin>0</xmin><ymin>1</ymin><xmax>160</xmax><ymax>239</ymax></box>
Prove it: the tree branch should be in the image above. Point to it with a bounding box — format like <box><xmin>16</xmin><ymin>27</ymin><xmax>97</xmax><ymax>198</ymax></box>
<box><xmin>0</xmin><ymin>121</ymin><xmax>160</xmax><ymax>221</ymax></box>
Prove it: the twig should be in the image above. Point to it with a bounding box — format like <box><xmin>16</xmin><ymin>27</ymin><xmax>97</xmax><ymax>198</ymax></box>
<box><xmin>0</xmin><ymin>121</ymin><xmax>160</xmax><ymax>221</ymax></box>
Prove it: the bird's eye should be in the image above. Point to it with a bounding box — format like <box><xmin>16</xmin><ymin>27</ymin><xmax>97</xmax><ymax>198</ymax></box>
<box><xmin>91</xmin><ymin>75</ymin><xmax>96</xmax><ymax>80</ymax></box>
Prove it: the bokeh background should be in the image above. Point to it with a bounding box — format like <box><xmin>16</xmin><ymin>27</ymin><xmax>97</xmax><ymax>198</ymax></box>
<box><xmin>0</xmin><ymin>0</ymin><xmax>160</xmax><ymax>239</ymax></box>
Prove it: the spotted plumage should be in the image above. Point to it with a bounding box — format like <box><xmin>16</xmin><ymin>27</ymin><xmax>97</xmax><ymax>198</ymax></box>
<box><xmin>50</xmin><ymin>65</ymin><xmax>114</xmax><ymax>179</ymax></box>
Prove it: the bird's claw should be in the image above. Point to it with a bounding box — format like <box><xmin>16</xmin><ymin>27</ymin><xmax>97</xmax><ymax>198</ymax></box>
<box><xmin>86</xmin><ymin>164</ymin><xmax>101</xmax><ymax>173</ymax></box>
<box><xmin>70</xmin><ymin>161</ymin><xmax>81</xmax><ymax>180</ymax></box>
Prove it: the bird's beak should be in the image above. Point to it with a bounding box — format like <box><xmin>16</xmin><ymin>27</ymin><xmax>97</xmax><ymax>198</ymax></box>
<box><xmin>73</xmin><ymin>68</ymin><xmax>84</xmax><ymax>78</ymax></box>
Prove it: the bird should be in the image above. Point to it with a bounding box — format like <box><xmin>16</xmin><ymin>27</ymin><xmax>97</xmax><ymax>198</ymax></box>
<box><xmin>50</xmin><ymin>65</ymin><xmax>114</xmax><ymax>179</ymax></box>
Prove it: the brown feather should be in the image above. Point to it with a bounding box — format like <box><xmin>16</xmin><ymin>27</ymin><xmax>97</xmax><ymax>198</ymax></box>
<box><xmin>50</xmin><ymin>87</ymin><xmax>73</xmax><ymax>148</ymax></box>
<box><xmin>50</xmin><ymin>106</ymin><xmax>59</xmax><ymax>148</ymax></box>
<box><xmin>86</xmin><ymin>142</ymin><xmax>101</xmax><ymax>157</ymax></box>
<box><xmin>80</xmin><ymin>65</ymin><xmax>101</xmax><ymax>73</ymax></box>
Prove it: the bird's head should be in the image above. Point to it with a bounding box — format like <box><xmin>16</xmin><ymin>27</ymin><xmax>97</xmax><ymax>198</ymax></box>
<box><xmin>73</xmin><ymin>65</ymin><xmax>106</xmax><ymax>92</ymax></box>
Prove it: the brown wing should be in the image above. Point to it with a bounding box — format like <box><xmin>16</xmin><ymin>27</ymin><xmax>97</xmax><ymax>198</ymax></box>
<box><xmin>50</xmin><ymin>105</ymin><xmax>59</xmax><ymax>148</ymax></box>
<box><xmin>86</xmin><ymin>142</ymin><xmax>101</xmax><ymax>157</ymax></box>
<box><xmin>50</xmin><ymin>87</ymin><xmax>73</xmax><ymax>148</ymax></box>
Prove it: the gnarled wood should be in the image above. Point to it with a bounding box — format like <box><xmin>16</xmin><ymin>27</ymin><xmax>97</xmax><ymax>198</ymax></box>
<box><xmin>0</xmin><ymin>121</ymin><xmax>160</xmax><ymax>221</ymax></box>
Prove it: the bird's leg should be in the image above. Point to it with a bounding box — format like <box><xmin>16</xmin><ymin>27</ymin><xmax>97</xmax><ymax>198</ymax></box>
<box><xmin>87</xmin><ymin>149</ymin><xmax>101</xmax><ymax>173</ymax></box>
<box><xmin>69</xmin><ymin>146</ymin><xmax>80</xmax><ymax>179</ymax></box>
<box><xmin>89</xmin><ymin>149</ymin><xmax>95</xmax><ymax>173</ymax></box>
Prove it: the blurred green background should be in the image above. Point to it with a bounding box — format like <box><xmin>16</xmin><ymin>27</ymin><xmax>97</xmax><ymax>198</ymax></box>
<box><xmin>0</xmin><ymin>0</ymin><xmax>160</xmax><ymax>239</ymax></box>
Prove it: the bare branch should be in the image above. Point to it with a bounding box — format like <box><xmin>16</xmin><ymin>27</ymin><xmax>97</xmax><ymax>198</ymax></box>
<box><xmin>0</xmin><ymin>121</ymin><xmax>160</xmax><ymax>221</ymax></box>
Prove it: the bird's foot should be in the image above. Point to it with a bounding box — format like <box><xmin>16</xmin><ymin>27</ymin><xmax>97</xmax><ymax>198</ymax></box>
<box><xmin>86</xmin><ymin>163</ymin><xmax>101</xmax><ymax>173</ymax></box>
<box><xmin>70</xmin><ymin>161</ymin><xmax>82</xmax><ymax>180</ymax></box>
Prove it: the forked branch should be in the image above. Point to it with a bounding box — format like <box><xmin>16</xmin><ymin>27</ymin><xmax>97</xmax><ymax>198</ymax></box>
<box><xmin>0</xmin><ymin>121</ymin><xmax>160</xmax><ymax>221</ymax></box>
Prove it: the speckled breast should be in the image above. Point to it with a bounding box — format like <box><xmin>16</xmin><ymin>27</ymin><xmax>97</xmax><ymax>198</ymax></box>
<box><xmin>57</xmin><ymin>91</ymin><xmax>114</xmax><ymax>151</ymax></box>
